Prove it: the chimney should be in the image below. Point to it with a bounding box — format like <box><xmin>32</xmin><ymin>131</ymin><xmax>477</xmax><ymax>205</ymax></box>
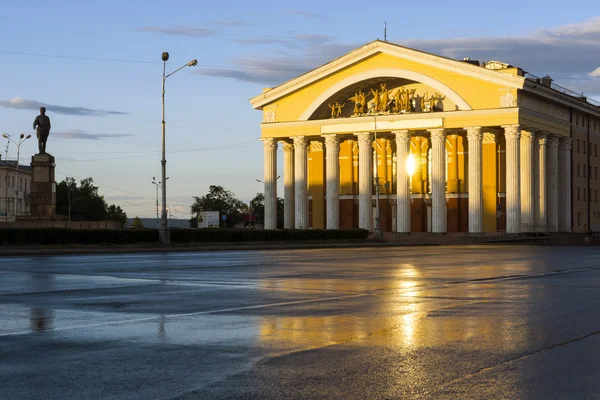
<box><xmin>541</xmin><ymin>75</ymin><xmax>553</xmax><ymax>88</ymax></box>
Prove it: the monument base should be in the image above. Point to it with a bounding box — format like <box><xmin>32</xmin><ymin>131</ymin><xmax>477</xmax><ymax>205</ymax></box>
<box><xmin>30</xmin><ymin>153</ymin><xmax>57</xmax><ymax>217</ymax></box>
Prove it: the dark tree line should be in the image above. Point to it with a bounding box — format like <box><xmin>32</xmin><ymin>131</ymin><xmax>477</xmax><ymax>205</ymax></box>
<box><xmin>190</xmin><ymin>185</ymin><xmax>283</xmax><ymax>228</ymax></box>
<box><xmin>56</xmin><ymin>177</ymin><xmax>127</xmax><ymax>227</ymax></box>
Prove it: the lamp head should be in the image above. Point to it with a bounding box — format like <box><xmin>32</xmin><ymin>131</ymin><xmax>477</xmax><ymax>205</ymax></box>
<box><xmin>20</xmin><ymin>134</ymin><xmax>24</xmax><ymax>139</ymax></box>
<box><xmin>162</xmin><ymin>52</ymin><xmax>170</xmax><ymax>62</ymax></box>
<box><xmin>2</xmin><ymin>134</ymin><xmax>8</xmax><ymax>139</ymax></box>
<box><xmin>25</xmin><ymin>135</ymin><xmax>31</xmax><ymax>139</ymax></box>
<box><xmin>187</xmin><ymin>59</ymin><xmax>198</xmax><ymax>67</ymax></box>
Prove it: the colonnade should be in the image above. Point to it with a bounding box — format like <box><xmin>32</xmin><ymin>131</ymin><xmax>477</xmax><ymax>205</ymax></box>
<box><xmin>262</xmin><ymin>125</ymin><xmax>572</xmax><ymax>233</ymax></box>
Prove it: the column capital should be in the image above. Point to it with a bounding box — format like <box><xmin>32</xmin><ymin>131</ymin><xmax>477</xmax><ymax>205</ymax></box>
<box><xmin>560</xmin><ymin>137</ymin><xmax>573</xmax><ymax>150</ymax></box>
<box><xmin>547</xmin><ymin>135</ymin><xmax>560</xmax><ymax>148</ymax></box>
<box><xmin>393</xmin><ymin>130</ymin><xmax>411</xmax><ymax>143</ymax></box>
<box><xmin>292</xmin><ymin>136</ymin><xmax>307</xmax><ymax>147</ymax></box>
<box><xmin>521</xmin><ymin>130</ymin><xmax>536</xmax><ymax>142</ymax></box>
<box><xmin>482</xmin><ymin>132</ymin><xmax>496</xmax><ymax>144</ymax></box>
<box><xmin>281</xmin><ymin>142</ymin><xmax>294</xmax><ymax>152</ymax></box>
<box><xmin>502</xmin><ymin>124</ymin><xmax>521</xmax><ymax>139</ymax></box>
<box><xmin>322</xmin><ymin>134</ymin><xmax>340</xmax><ymax>147</ymax></box>
<box><xmin>262</xmin><ymin>137</ymin><xmax>277</xmax><ymax>150</ymax></box>
<box><xmin>537</xmin><ymin>132</ymin><xmax>548</xmax><ymax>145</ymax></box>
<box><xmin>355</xmin><ymin>132</ymin><xmax>373</xmax><ymax>145</ymax></box>
<box><xmin>466</xmin><ymin>127</ymin><xmax>483</xmax><ymax>142</ymax></box>
<box><xmin>429</xmin><ymin>128</ymin><xmax>445</xmax><ymax>141</ymax></box>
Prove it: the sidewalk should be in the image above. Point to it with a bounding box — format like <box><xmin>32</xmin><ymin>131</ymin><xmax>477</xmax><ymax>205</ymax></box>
<box><xmin>0</xmin><ymin>240</ymin><xmax>400</xmax><ymax>257</ymax></box>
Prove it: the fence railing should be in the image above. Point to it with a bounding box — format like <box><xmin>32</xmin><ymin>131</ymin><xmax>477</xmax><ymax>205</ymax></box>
<box><xmin>525</xmin><ymin>73</ymin><xmax>600</xmax><ymax>107</ymax></box>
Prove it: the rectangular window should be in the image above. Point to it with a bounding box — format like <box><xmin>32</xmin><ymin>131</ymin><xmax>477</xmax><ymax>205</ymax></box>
<box><xmin>578</xmin><ymin>164</ymin><xmax>581</xmax><ymax>176</ymax></box>
<box><xmin>578</xmin><ymin>187</ymin><xmax>581</xmax><ymax>200</ymax></box>
<box><xmin>589</xmin><ymin>165</ymin><xmax>592</xmax><ymax>177</ymax></box>
<box><xmin>584</xmin><ymin>165</ymin><xmax>586</xmax><ymax>178</ymax></box>
<box><xmin>584</xmin><ymin>141</ymin><xmax>587</xmax><ymax>154</ymax></box>
<box><xmin>577</xmin><ymin>139</ymin><xmax>581</xmax><ymax>152</ymax></box>
<box><xmin>576</xmin><ymin>115</ymin><xmax>580</xmax><ymax>126</ymax></box>
<box><xmin>584</xmin><ymin>190</ymin><xmax>587</xmax><ymax>201</ymax></box>
<box><xmin>11</xmin><ymin>176</ymin><xmax>14</xmax><ymax>188</ymax></box>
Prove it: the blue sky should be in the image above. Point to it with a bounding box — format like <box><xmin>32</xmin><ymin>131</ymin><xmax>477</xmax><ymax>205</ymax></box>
<box><xmin>1</xmin><ymin>0</ymin><xmax>599</xmax><ymax>219</ymax></box>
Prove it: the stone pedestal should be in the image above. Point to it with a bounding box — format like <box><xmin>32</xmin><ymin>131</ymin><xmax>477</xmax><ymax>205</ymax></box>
<box><xmin>30</xmin><ymin>153</ymin><xmax>57</xmax><ymax>217</ymax></box>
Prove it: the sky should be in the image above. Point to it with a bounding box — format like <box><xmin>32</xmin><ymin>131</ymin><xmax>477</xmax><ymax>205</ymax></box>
<box><xmin>1</xmin><ymin>0</ymin><xmax>599</xmax><ymax>220</ymax></box>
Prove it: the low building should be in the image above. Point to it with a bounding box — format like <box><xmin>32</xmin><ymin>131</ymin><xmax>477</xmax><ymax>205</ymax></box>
<box><xmin>251</xmin><ymin>40</ymin><xmax>600</xmax><ymax>233</ymax></box>
<box><xmin>0</xmin><ymin>158</ymin><xmax>32</xmax><ymax>222</ymax></box>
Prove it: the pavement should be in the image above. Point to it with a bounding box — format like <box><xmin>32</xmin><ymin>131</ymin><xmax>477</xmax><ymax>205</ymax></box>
<box><xmin>1</xmin><ymin>246</ymin><xmax>600</xmax><ymax>399</ymax></box>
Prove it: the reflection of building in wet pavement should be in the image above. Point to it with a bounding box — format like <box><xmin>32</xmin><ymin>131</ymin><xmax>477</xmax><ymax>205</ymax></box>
<box><xmin>29</xmin><ymin>273</ymin><xmax>55</xmax><ymax>333</ymax></box>
<box><xmin>30</xmin><ymin>307</ymin><xmax>54</xmax><ymax>332</ymax></box>
<box><xmin>257</xmin><ymin>262</ymin><xmax>534</xmax><ymax>353</ymax></box>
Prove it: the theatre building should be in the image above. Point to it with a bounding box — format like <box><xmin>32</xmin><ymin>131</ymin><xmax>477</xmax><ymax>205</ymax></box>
<box><xmin>250</xmin><ymin>40</ymin><xmax>600</xmax><ymax>233</ymax></box>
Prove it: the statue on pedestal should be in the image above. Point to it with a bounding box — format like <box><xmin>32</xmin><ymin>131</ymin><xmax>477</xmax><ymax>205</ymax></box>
<box><xmin>33</xmin><ymin>107</ymin><xmax>51</xmax><ymax>154</ymax></box>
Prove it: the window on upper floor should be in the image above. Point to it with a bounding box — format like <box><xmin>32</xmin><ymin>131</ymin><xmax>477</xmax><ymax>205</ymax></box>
<box><xmin>584</xmin><ymin>141</ymin><xmax>587</xmax><ymax>154</ymax></box>
<box><xmin>577</xmin><ymin>139</ymin><xmax>581</xmax><ymax>152</ymax></box>
<box><xmin>11</xmin><ymin>176</ymin><xmax>14</xmax><ymax>188</ymax></box>
<box><xmin>583</xmin><ymin>165</ymin><xmax>586</xmax><ymax>177</ymax></box>
<box><xmin>578</xmin><ymin>187</ymin><xmax>581</xmax><ymax>200</ymax></box>
<box><xmin>584</xmin><ymin>190</ymin><xmax>587</xmax><ymax>201</ymax></box>
<box><xmin>578</xmin><ymin>164</ymin><xmax>581</xmax><ymax>176</ymax></box>
<box><xmin>576</xmin><ymin>115</ymin><xmax>580</xmax><ymax>126</ymax></box>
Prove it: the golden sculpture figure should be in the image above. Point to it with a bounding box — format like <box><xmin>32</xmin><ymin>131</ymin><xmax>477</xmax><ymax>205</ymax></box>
<box><xmin>335</xmin><ymin>102</ymin><xmax>345</xmax><ymax>117</ymax></box>
<box><xmin>370</xmin><ymin>87</ymin><xmax>381</xmax><ymax>113</ymax></box>
<box><xmin>349</xmin><ymin>89</ymin><xmax>369</xmax><ymax>115</ymax></box>
<box><xmin>329</xmin><ymin>103</ymin><xmax>337</xmax><ymax>118</ymax></box>
<box><xmin>420</xmin><ymin>91</ymin><xmax>428</xmax><ymax>112</ymax></box>
<box><xmin>380</xmin><ymin>83</ymin><xmax>390</xmax><ymax>112</ymax></box>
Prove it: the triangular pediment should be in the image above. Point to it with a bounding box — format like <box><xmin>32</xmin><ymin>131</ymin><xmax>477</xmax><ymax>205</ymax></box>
<box><xmin>250</xmin><ymin>40</ymin><xmax>525</xmax><ymax>111</ymax></box>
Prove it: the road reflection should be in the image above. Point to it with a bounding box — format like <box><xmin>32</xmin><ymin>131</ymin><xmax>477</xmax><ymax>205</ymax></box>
<box><xmin>29</xmin><ymin>273</ymin><xmax>54</xmax><ymax>333</ymax></box>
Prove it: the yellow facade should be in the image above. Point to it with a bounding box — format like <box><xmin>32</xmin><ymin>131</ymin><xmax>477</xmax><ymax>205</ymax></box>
<box><xmin>252</xmin><ymin>40</ymin><xmax>600</xmax><ymax>233</ymax></box>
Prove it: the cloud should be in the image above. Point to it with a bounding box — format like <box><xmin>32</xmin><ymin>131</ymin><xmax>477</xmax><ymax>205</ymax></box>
<box><xmin>287</xmin><ymin>10</ymin><xmax>326</xmax><ymax>19</ymax></box>
<box><xmin>0</xmin><ymin>97</ymin><xmax>129</xmax><ymax>116</ymax></box>
<box><xmin>51</xmin><ymin>129</ymin><xmax>134</xmax><ymax>140</ymax></box>
<box><xmin>197</xmin><ymin>17</ymin><xmax>600</xmax><ymax>96</ymax></box>
<box><xmin>139</xmin><ymin>26</ymin><xmax>216</xmax><ymax>37</ymax></box>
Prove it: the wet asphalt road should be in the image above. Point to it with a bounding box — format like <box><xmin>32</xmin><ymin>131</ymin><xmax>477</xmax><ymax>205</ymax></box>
<box><xmin>1</xmin><ymin>246</ymin><xmax>600</xmax><ymax>399</ymax></box>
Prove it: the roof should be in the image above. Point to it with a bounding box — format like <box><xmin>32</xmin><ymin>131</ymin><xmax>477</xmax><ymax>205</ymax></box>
<box><xmin>0</xmin><ymin>160</ymin><xmax>32</xmax><ymax>172</ymax></box>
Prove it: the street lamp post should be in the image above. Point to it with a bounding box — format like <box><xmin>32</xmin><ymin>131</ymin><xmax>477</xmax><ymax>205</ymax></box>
<box><xmin>160</xmin><ymin>52</ymin><xmax>197</xmax><ymax>244</ymax></box>
<box><xmin>2</xmin><ymin>133</ymin><xmax>31</xmax><ymax>219</ymax></box>
<box><xmin>152</xmin><ymin>176</ymin><xmax>168</xmax><ymax>229</ymax></box>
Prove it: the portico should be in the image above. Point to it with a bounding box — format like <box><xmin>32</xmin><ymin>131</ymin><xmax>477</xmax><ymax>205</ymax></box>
<box><xmin>253</xmin><ymin>40</ymin><xmax>600</xmax><ymax>233</ymax></box>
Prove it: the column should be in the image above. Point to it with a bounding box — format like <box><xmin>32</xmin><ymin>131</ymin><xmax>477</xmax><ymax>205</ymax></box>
<box><xmin>430</xmin><ymin>128</ymin><xmax>446</xmax><ymax>233</ymax></box>
<box><xmin>395</xmin><ymin>130</ymin><xmax>411</xmax><ymax>232</ymax></box>
<box><xmin>533</xmin><ymin>133</ymin><xmax>540</xmax><ymax>231</ymax></box>
<box><xmin>355</xmin><ymin>132</ymin><xmax>373</xmax><ymax>231</ymax></box>
<box><xmin>262</xmin><ymin>138</ymin><xmax>277</xmax><ymax>230</ymax></box>
<box><xmin>293</xmin><ymin>136</ymin><xmax>309</xmax><ymax>229</ymax></box>
<box><xmin>466</xmin><ymin>127</ymin><xmax>483</xmax><ymax>233</ymax></box>
<box><xmin>536</xmin><ymin>133</ymin><xmax>548</xmax><ymax>232</ymax></box>
<box><xmin>503</xmin><ymin>125</ymin><xmax>521</xmax><ymax>233</ymax></box>
<box><xmin>547</xmin><ymin>135</ymin><xmax>559</xmax><ymax>232</ymax></box>
<box><xmin>282</xmin><ymin>142</ymin><xmax>295</xmax><ymax>229</ymax></box>
<box><xmin>520</xmin><ymin>130</ymin><xmax>535</xmax><ymax>232</ymax></box>
<box><xmin>558</xmin><ymin>137</ymin><xmax>573</xmax><ymax>232</ymax></box>
<box><xmin>323</xmin><ymin>135</ymin><xmax>340</xmax><ymax>229</ymax></box>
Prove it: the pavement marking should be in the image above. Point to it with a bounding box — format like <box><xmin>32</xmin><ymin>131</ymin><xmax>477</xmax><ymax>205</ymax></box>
<box><xmin>0</xmin><ymin>292</ymin><xmax>372</xmax><ymax>338</ymax></box>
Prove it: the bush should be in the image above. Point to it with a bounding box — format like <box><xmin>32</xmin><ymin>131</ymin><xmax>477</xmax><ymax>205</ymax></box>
<box><xmin>0</xmin><ymin>228</ymin><xmax>158</xmax><ymax>245</ymax></box>
<box><xmin>0</xmin><ymin>228</ymin><xmax>368</xmax><ymax>245</ymax></box>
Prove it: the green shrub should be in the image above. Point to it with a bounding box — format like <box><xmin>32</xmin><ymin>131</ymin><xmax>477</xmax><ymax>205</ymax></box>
<box><xmin>0</xmin><ymin>227</ymin><xmax>368</xmax><ymax>245</ymax></box>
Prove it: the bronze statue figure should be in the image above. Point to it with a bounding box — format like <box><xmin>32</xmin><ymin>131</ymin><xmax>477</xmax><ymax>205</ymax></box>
<box><xmin>379</xmin><ymin>83</ymin><xmax>390</xmax><ymax>112</ymax></box>
<box><xmin>33</xmin><ymin>107</ymin><xmax>51</xmax><ymax>154</ymax></box>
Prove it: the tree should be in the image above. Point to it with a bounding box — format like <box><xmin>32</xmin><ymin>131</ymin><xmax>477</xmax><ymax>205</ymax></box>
<box><xmin>191</xmin><ymin>185</ymin><xmax>246</xmax><ymax>227</ymax></box>
<box><xmin>56</xmin><ymin>177</ymin><xmax>127</xmax><ymax>225</ymax></box>
<box><xmin>107</xmin><ymin>205</ymin><xmax>127</xmax><ymax>228</ymax></box>
<box><xmin>250</xmin><ymin>192</ymin><xmax>284</xmax><ymax>228</ymax></box>
<box><xmin>132</xmin><ymin>216</ymin><xmax>144</xmax><ymax>228</ymax></box>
